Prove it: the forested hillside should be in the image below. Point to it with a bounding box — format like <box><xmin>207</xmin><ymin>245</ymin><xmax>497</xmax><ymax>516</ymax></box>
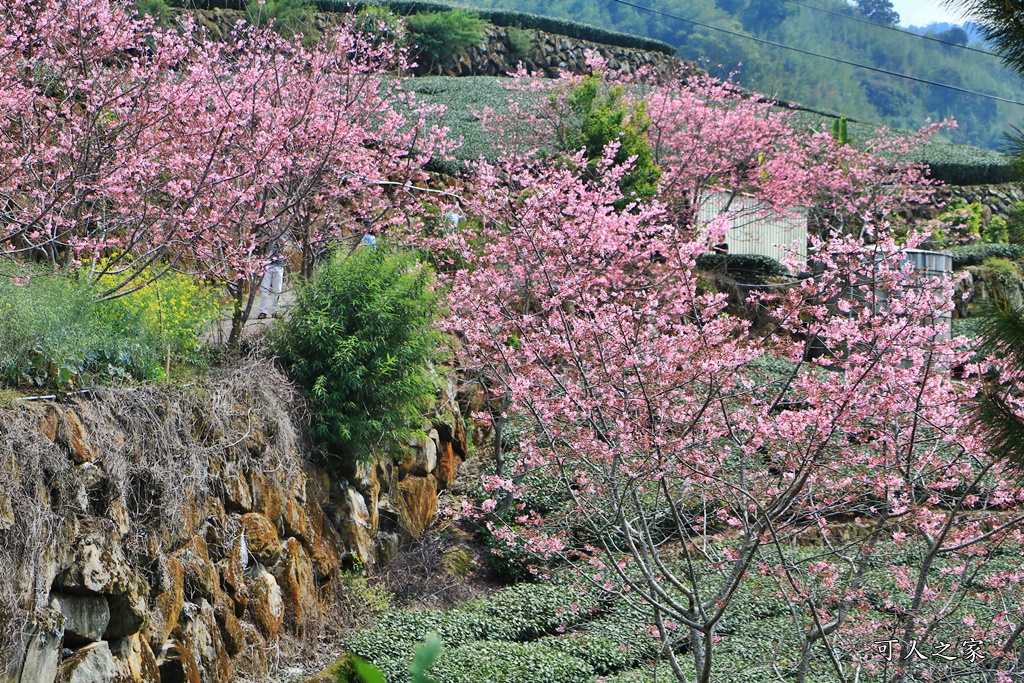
<box><xmin>462</xmin><ymin>0</ymin><xmax>1024</xmax><ymax>149</ymax></box>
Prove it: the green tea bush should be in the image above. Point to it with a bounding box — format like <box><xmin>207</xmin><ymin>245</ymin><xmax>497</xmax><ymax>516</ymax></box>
<box><xmin>429</xmin><ymin>641</ymin><xmax>594</xmax><ymax>683</ymax></box>
<box><xmin>405</xmin><ymin>10</ymin><xmax>489</xmax><ymax>70</ymax></box>
<box><xmin>276</xmin><ymin>245</ymin><xmax>442</xmax><ymax>460</ymax></box>
<box><xmin>0</xmin><ymin>267</ymin><xmax>217</xmax><ymax>390</ymax></box>
<box><xmin>949</xmin><ymin>243</ymin><xmax>1024</xmax><ymax>268</ymax></box>
<box><xmin>539</xmin><ymin>610</ymin><xmax>657</xmax><ymax>675</ymax></box>
<box><xmin>467</xmin><ymin>583</ymin><xmax>596</xmax><ymax>640</ymax></box>
<box><xmin>933</xmin><ymin>198</ymin><xmax>984</xmax><ymax>248</ymax></box>
<box><xmin>346</xmin><ymin>608</ymin><xmax>506</xmax><ymax>665</ymax></box>
<box><xmin>694</xmin><ymin>253</ymin><xmax>789</xmax><ymax>278</ymax></box>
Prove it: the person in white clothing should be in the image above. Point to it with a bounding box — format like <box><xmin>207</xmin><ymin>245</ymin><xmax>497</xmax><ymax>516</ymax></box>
<box><xmin>258</xmin><ymin>240</ymin><xmax>286</xmax><ymax>319</ymax></box>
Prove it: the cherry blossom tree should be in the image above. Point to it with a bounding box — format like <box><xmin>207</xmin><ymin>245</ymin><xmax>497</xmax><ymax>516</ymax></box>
<box><xmin>443</xmin><ymin>74</ymin><xmax>1024</xmax><ymax>682</ymax></box>
<box><xmin>0</xmin><ymin>0</ymin><xmax>450</xmax><ymax>343</ymax></box>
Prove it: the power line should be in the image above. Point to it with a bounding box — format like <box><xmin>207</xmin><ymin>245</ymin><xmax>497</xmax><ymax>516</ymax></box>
<box><xmin>785</xmin><ymin>0</ymin><xmax>997</xmax><ymax>58</ymax></box>
<box><xmin>609</xmin><ymin>0</ymin><xmax>1024</xmax><ymax>108</ymax></box>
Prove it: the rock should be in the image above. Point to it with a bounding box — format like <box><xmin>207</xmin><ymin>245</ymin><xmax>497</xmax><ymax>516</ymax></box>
<box><xmin>105</xmin><ymin>573</ymin><xmax>149</xmax><ymax>639</ymax></box>
<box><xmin>396</xmin><ymin>475</ymin><xmax>438</xmax><ymax>538</ymax></box>
<box><xmin>161</xmin><ymin>600</ymin><xmax>232</xmax><ymax>683</ymax></box>
<box><xmin>55</xmin><ymin>409</ymin><xmax>97</xmax><ymax>464</ymax></box>
<box><xmin>304</xmin><ymin>508</ymin><xmax>342</xmax><ymax>580</ymax></box>
<box><xmin>16</xmin><ymin>608</ymin><xmax>65</xmax><ymax>683</ymax></box>
<box><xmin>109</xmin><ymin>634</ymin><xmax>161</xmax><ymax>683</ymax></box>
<box><xmin>269</xmin><ymin>538</ymin><xmax>317</xmax><ymax>629</ymax></box>
<box><xmin>244</xmin><ymin>567</ymin><xmax>284</xmax><ymax>639</ymax></box>
<box><xmin>399</xmin><ymin>434</ymin><xmax>437</xmax><ymax>478</ymax></box>
<box><xmin>175</xmin><ymin>536</ymin><xmax>217</xmax><ymax>603</ymax></box>
<box><xmin>216</xmin><ymin>521</ymin><xmax>248</xmax><ymax>613</ymax></box>
<box><xmin>222</xmin><ymin>464</ymin><xmax>251</xmax><ymax>513</ymax></box>
<box><xmin>336</xmin><ymin>486</ymin><xmax>374</xmax><ymax>564</ymax></box>
<box><xmin>56</xmin><ymin>641</ymin><xmax>115</xmax><ymax>683</ymax></box>
<box><xmin>144</xmin><ymin>556</ymin><xmax>184</xmax><ymax>652</ymax></box>
<box><xmin>247</xmin><ymin>472</ymin><xmax>284</xmax><ymax>526</ymax></box>
<box><xmin>240</xmin><ymin>513</ymin><xmax>281</xmax><ymax>566</ymax></box>
<box><xmin>50</xmin><ymin>593</ymin><xmax>109</xmax><ymax>646</ymax></box>
<box><xmin>212</xmin><ymin>589</ymin><xmax>244</xmax><ymax>657</ymax></box>
<box><xmin>56</xmin><ymin>523</ymin><xmax>134</xmax><ymax>596</ymax></box>
<box><xmin>434</xmin><ymin>440</ymin><xmax>458</xmax><ymax>491</ymax></box>
<box><xmin>281</xmin><ymin>495</ymin><xmax>310</xmax><ymax>543</ymax></box>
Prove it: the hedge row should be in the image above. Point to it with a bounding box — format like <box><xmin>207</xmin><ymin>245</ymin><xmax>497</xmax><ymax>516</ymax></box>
<box><xmin>177</xmin><ymin>0</ymin><xmax>678</xmax><ymax>56</ymax></box>
<box><xmin>949</xmin><ymin>242</ymin><xmax>1024</xmax><ymax>268</ymax></box>
<box><xmin>694</xmin><ymin>253</ymin><xmax>790</xmax><ymax>278</ymax></box>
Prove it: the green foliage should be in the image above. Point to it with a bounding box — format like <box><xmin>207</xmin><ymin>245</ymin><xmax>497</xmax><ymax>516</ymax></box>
<box><xmin>98</xmin><ymin>266</ymin><xmax>222</xmax><ymax>357</ymax></box>
<box><xmin>466</xmin><ymin>583</ymin><xmax>597</xmax><ymax>640</ymax></box>
<box><xmin>949</xmin><ymin>242</ymin><xmax>1024</xmax><ymax>268</ymax></box>
<box><xmin>985</xmin><ymin>215</ymin><xmax>1010</xmax><ymax>244</ymax></box>
<box><xmin>245</xmin><ymin>0</ymin><xmax>319</xmax><ymax>41</ymax></box>
<box><xmin>1007</xmin><ymin>202</ymin><xmax>1024</xmax><ymax>245</ymax></box>
<box><xmin>933</xmin><ymin>198</ymin><xmax>984</xmax><ymax>248</ymax></box>
<box><xmin>133</xmin><ymin>0</ymin><xmax>172</xmax><ymax>23</ymax></box>
<box><xmin>505</xmin><ymin>26</ymin><xmax>535</xmax><ymax>58</ymax></box>
<box><xmin>353</xmin><ymin>4</ymin><xmax>404</xmax><ymax>44</ymax></box>
<box><xmin>829</xmin><ymin>116</ymin><xmax>853</xmax><ymax>146</ymax></box>
<box><xmin>405</xmin><ymin>10</ymin><xmax>489</xmax><ymax>69</ymax></box>
<box><xmin>0</xmin><ymin>268</ymin><xmax>217</xmax><ymax>390</ymax></box>
<box><xmin>430</xmin><ymin>641</ymin><xmax>593</xmax><ymax>683</ymax></box>
<box><xmin>351</xmin><ymin>633</ymin><xmax>443</xmax><ymax>683</ymax></box>
<box><xmin>276</xmin><ymin>246</ymin><xmax>442</xmax><ymax>460</ymax></box>
<box><xmin>563</xmin><ymin>74</ymin><xmax>661</xmax><ymax>206</ymax></box>
<box><xmin>694</xmin><ymin>253</ymin><xmax>789</xmax><ymax>278</ymax></box>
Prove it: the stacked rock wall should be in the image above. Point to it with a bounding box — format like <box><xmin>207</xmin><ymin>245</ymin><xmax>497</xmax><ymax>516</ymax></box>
<box><xmin>0</xmin><ymin>363</ymin><xmax>466</xmax><ymax>683</ymax></box>
<box><xmin>188</xmin><ymin>9</ymin><xmax>687</xmax><ymax>80</ymax></box>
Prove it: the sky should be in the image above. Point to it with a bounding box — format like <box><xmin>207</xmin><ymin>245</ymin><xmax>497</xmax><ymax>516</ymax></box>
<box><xmin>888</xmin><ymin>0</ymin><xmax>968</xmax><ymax>27</ymax></box>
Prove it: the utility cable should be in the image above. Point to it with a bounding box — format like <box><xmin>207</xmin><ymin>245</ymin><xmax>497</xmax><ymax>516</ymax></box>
<box><xmin>609</xmin><ymin>0</ymin><xmax>1024</xmax><ymax>107</ymax></box>
<box><xmin>784</xmin><ymin>0</ymin><xmax>997</xmax><ymax>58</ymax></box>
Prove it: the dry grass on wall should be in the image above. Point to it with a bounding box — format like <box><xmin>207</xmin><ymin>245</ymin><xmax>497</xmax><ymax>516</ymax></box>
<box><xmin>0</xmin><ymin>361</ymin><xmax>311</xmax><ymax>677</ymax></box>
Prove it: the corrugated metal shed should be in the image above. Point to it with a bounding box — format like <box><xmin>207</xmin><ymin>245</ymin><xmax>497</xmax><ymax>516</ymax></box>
<box><xmin>697</xmin><ymin>193</ymin><xmax>808</xmax><ymax>268</ymax></box>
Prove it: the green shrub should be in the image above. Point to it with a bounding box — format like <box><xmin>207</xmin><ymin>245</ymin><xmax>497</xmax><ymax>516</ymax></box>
<box><xmin>429</xmin><ymin>641</ymin><xmax>594</xmax><ymax>683</ymax></box>
<box><xmin>353</xmin><ymin>4</ymin><xmax>403</xmax><ymax>45</ymax></box>
<box><xmin>0</xmin><ymin>267</ymin><xmax>216</xmax><ymax>390</ymax></box>
<box><xmin>933</xmin><ymin>198</ymin><xmax>984</xmax><ymax>248</ymax></box>
<box><xmin>98</xmin><ymin>264</ymin><xmax>221</xmax><ymax>358</ymax></box>
<box><xmin>949</xmin><ymin>243</ymin><xmax>1024</xmax><ymax>268</ymax></box>
<box><xmin>984</xmin><ymin>215</ymin><xmax>1010</xmax><ymax>244</ymax></box>
<box><xmin>276</xmin><ymin>245</ymin><xmax>442</xmax><ymax>460</ymax></box>
<box><xmin>133</xmin><ymin>0</ymin><xmax>173</xmax><ymax>23</ymax></box>
<box><xmin>539</xmin><ymin>610</ymin><xmax>657</xmax><ymax>675</ymax></box>
<box><xmin>245</xmin><ymin>0</ymin><xmax>318</xmax><ymax>41</ymax></box>
<box><xmin>563</xmin><ymin>74</ymin><xmax>661</xmax><ymax>207</ymax></box>
<box><xmin>694</xmin><ymin>253</ymin><xmax>789</xmax><ymax>278</ymax></box>
<box><xmin>1007</xmin><ymin>202</ymin><xmax>1024</xmax><ymax>245</ymax></box>
<box><xmin>505</xmin><ymin>26</ymin><xmax>535</xmax><ymax>58</ymax></box>
<box><xmin>406</xmin><ymin>10</ymin><xmax>489</xmax><ymax>70</ymax></box>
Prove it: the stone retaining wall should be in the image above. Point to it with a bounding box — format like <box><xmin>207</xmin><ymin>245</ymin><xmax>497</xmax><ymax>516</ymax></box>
<box><xmin>0</xmin><ymin>364</ymin><xmax>467</xmax><ymax>683</ymax></box>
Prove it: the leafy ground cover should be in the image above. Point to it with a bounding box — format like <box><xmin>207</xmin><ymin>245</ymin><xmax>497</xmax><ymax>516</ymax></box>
<box><xmin>345</xmin><ymin>542</ymin><xmax>1024</xmax><ymax>683</ymax></box>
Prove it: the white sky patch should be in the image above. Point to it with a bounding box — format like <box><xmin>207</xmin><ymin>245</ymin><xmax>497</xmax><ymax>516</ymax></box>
<box><xmin>887</xmin><ymin>0</ymin><xmax>969</xmax><ymax>27</ymax></box>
